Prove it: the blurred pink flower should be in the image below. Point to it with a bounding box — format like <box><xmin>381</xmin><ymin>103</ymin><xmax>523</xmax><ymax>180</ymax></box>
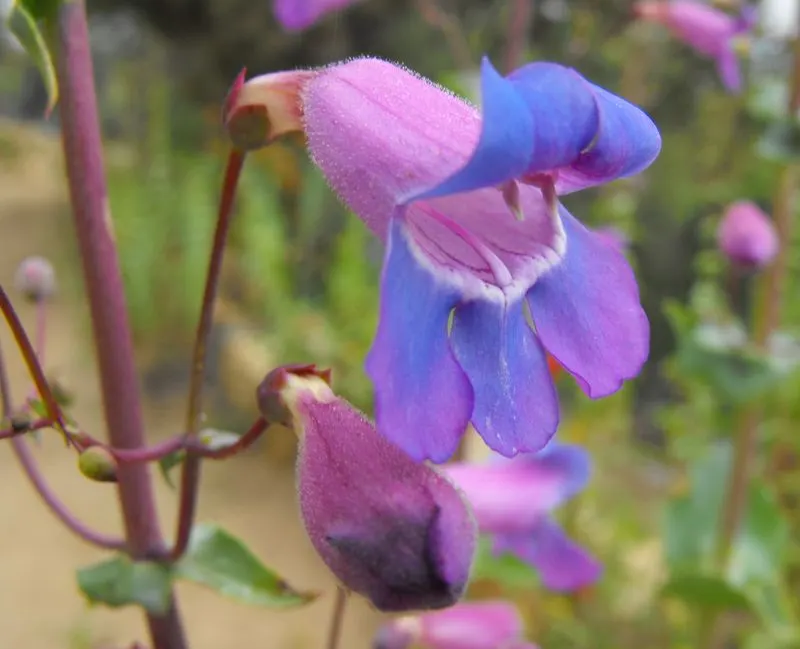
<box><xmin>444</xmin><ymin>443</ymin><xmax>602</xmax><ymax>592</ymax></box>
<box><xmin>373</xmin><ymin>601</ymin><xmax>538</xmax><ymax>649</ymax></box>
<box><xmin>634</xmin><ymin>1</ymin><xmax>756</xmax><ymax>91</ymax></box>
<box><xmin>717</xmin><ymin>200</ymin><xmax>779</xmax><ymax>268</ymax></box>
<box><xmin>273</xmin><ymin>0</ymin><xmax>361</xmax><ymax>31</ymax></box>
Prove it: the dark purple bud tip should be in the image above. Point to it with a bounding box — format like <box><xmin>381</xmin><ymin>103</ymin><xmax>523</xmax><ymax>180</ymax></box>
<box><xmin>256</xmin><ymin>364</ymin><xmax>332</xmax><ymax>426</ymax></box>
<box><xmin>14</xmin><ymin>256</ymin><xmax>56</xmax><ymax>303</ymax></box>
<box><xmin>372</xmin><ymin>620</ymin><xmax>417</xmax><ymax>649</ymax></box>
<box><xmin>281</xmin><ymin>372</ymin><xmax>477</xmax><ymax>613</ymax></box>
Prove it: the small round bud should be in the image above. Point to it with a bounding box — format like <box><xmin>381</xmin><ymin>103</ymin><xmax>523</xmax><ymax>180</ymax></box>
<box><xmin>10</xmin><ymin>413</ymin><xmax>32</xmax><ymax>433</ymax></box>
<box><xmin>717</xmin><ymin>201</ymin><xmax>779</xmax><ymax>269</ymax></box>
<box><xmin>14</xmin><ymin>256</ymin><xmax>56</xmax><ymax>302</ymax></box>
<box><xmin>78</xmin><ymin>446</ymin><xmax>118</xmax><ymax>483</ymax></box>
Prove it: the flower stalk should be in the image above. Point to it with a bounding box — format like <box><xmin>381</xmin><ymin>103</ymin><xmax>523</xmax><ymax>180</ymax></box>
<box><xmin>171</xmin><ymin>149</ymin><xmax>245</xmax><ymax>561</ymax></box>
<box><xmin>54</xmin><ymin>2</ymin><xmax>187</xmax><ymax>646</ymax></box>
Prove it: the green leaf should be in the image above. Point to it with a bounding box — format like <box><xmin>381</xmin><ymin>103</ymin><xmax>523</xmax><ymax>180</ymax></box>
<box><xmin>758</xmin><ymin>120</ymin><xmax>800</xmax><ymax>163</ymax></box>
<box><xmin>676</xmin><ymin>323</ymin><xmax>786</xmax><ymax>405</ymax></box>
<box><xmin>663</xmin><ymin>443</ymin><xmax>732</xmax><ymax>570</ymax></box>
<box><xmin>661</xmin><ymin>574</ymin><xmax>752</xmax><ymax>613</ymax></box>
<box><xmin>470</xmin><ymin>536</ymin><xmax>540</xmax><ymax>590</ymax></box>
<box><xmin>77</xmin><ymin>556</ymin><xmax>173</xmax><ymax>614</ymax></box>
<box><xmin>158</xmin><ymin>448</ymin><xmax>185</xmax><ymax>489</ymax></box>
<box><xmin>728</xmin><ymin>486</ymin><xmax>789</xmax><ymax>586</ymax></box>
<box><xmin>175</xmin><ymin>524</ymin><xmax>316</xmax><ymax>607</ymax></box>
<box><xmin>6</xmin><ymin>1</ymin><xmax>58</xmax><ymax>115</ymax></box>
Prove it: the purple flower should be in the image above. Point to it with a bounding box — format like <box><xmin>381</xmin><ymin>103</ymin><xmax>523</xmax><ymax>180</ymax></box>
<box><xmin>257</xmin><ymin>365</ymin><xmax>477</xmax><ymax>612</ymax></box>
<box><xmin>273</xmin><ymin>0</ymin><xmax>361</xmax><ymax>31</ymax></box>
<box><xmin>227</xmin><ymin>57</ymin><xmax>660</xmax><ymax>462</ymax></box>
<box><xmin>717</xmin><ymin>200</ymin><xmax>779</xmax><ymax>268</ymax></box>
<box><xmin>634</xmin><ymin>1</ymin><xmax>756</xmax><ymax>92</ymax></box>
<box><xmin>373</xmin><ymin>601</ymin><xmax>538</xmax><ymax>649</ymax></box>
<box><xmin>443</xmin><ymin>443</ymin><xmax>602</xmax><ymax>592</ymax></box>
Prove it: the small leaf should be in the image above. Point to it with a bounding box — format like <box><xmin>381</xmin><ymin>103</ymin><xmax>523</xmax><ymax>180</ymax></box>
<box><xmin>158</xmin><ymin>449</ymin><xmax>186</xmax><ymax>489</ymax></box>
<box><xmin>77</xmin><ymin>556</ymin><xmax>173</xmax><ymax>614</ymax></box>
<box><xmin>199</xmin><ymin>428</ymin><xmax>241</xmax><ymax>451</ymax></box>
<box><xmin>663</xmin><ymin>443</ymin><xmax>732</xmax><ymax>571</ymax></box>
<box><xmin>6</xmin><ymin>1</ymin><xmax>58</xmax><ymax>115</ymax></box>
<box><xmin>661</xmin><ymin>574</ymin><xmax>753</xmax><ymax>613</ymax></box>
<box><xmin>175</xmin><ymin>524</ymin><xmax>316</xmax><ymax>607</ymax></box>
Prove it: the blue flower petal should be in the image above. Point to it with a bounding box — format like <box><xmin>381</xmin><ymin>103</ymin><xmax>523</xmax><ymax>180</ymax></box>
<box><xmin>527</xmin><ymin>208</ymin><xmax>649</xmax><ymax>398</ymax></box>
<box><xmin>506</xmin><ymin>62</ymin><xmax>599</xmax><ymax>174</ymax></box>
<box><xmin>450</xmin><ymin>297</ymin><xmax>559</xmax><ymax>457</ymax></box>
<box><xmin>494</xmin><ymin>520</ymin><xmax>602</xmax><ymax>592</ymax></box>
<box><xmin>411</xmin><ymin>57</ymin><xmax>533</xmax><ymax>202</ymax></box>
<box><xmin>366</xmin><ymin>216</ymin><xmax>473</xmax><ymax>463</ymax></box>
<box><xmin>557</xmin><ymin>84</ymin><xmax>661</xmax><ymax>193</ymax></box>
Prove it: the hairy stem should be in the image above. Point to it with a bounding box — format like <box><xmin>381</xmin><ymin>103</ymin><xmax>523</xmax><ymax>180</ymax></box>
<box><xmin>55</xmin><ymin>3</ymin><xmax>187</xmax><ymax>647</ymax></box>
<box><xmin>171</xmin><ymin>150</ymin><xmax>245</xmax><ymax>561</ymax></box>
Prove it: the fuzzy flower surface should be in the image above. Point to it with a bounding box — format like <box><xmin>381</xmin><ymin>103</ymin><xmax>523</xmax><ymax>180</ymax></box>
<box><xmin>373</xmin><ymin>601</ymin><xmax>538</xmax><ymax>649</ymax></box>
<box><xmin>257</xmin><ymin>365</ymin><xmax>477</xmax><ymax>612</ymax></box>
<box><xmin>228</xmin><ymin>57</ymin><xmax>660</xmax><ymax>462</ymax></box>
<box><xmin>634</xmin><ymin>1</ymin><xmax>756</xmax><ymax>91</ymax></box>
<box><xmin>273</xmin><ymin>0</ymin><xmax>361</xmax><ymax>31</ymax></box>
<box><xmin>717</xmin><ymin>200</ymin><xmax>779</xmax><ymax>268</ymax></box>
<box><xmin>444</xmin><ymin>443</ymin><xmax>601</xmax><ymax>592</ymax></box>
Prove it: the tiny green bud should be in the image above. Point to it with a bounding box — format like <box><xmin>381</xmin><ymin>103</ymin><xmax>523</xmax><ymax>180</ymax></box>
<box><xmin>78</xmin><ymin>446</ymin><xmax>118</xmax><ymax>483</ymax></box>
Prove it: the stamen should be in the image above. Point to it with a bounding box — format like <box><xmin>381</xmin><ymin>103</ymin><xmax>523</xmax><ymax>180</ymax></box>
<box><xmin>500</xmin><ymin>180</ymin><xmax>524</xmax><ymax>222</ymax></box>
<box><xmin>422</xmin><ymin>209</ymin><xmax>513</xmax><ymax>288</ymax></box>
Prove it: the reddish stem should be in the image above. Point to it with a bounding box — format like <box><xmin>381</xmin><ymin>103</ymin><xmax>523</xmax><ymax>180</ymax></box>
<box><xmin>171</xmin><ymin>150</ymin><xmax>245</xmax><ymax>561</ymax></box>
<box><xmin>0</xmin><ymin>418</ymin><xmax>53</xmax><ymax>440</ymax></box>
<box><xmin>55</xmin><ymin>3</ymin><xmax>187</xmax><ymax>647</ymax></box>
<box><xmin>192</xmin><ymin>417</ymin><xmax>268</xmax><ymax>460</ymax></box>
<box><xmin>0</xmin><ymin>287</ymin><xmax>63</xmax><ymax>432</ymax></box>
<box><xmin>504</xmin><ymin>0</ymin><xmax>534</xmax><ymax>73</ymax></box>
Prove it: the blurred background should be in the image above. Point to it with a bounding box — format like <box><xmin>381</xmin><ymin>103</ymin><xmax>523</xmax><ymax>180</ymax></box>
<box><xmin>0</xmin><ymin>0</ymin><xmax>799</xmax><ymax>647</ymax></box>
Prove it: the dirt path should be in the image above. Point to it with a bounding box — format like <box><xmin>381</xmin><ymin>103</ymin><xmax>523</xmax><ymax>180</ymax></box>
<box><xmin>0</xmin><ymin>121</ymin><xmax>380</xmax><ymax>649</ymax></box>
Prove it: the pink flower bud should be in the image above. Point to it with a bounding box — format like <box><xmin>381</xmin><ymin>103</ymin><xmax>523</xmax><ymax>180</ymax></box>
<box><xmin>14</xmin><ymin>256</ymin><xmax>56</xmax><ymax>302</ymax></box>
<box><xmin>260</xmin><ymin>365</ymin><xmax>477</xmax><ymax>612</ymax></box>
<box><xmin>373</xmin><ymin>601</ymin><xmax>538</xmax><ymax>649</ymax></box>
<box><xmin>717</xmin><ymin>201</ymin><xmax>778</xmax><ymax>268</ymax></box>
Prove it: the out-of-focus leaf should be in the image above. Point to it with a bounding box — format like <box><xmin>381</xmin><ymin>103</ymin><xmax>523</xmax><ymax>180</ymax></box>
<box><xmin>77</xmin><ymin>556</ymin><xmax>173</xmax><ymax>614</ymax></box>
<box><xmin>729</xmin><ymin>486</ymin><xmax>789</xmax><ymax>586</ymax></box>
<box><xmin>746</xmin><ymin>581</ymin><xmax>799</xmax><ymax>640</ymax></box>
<box><xmin>6</xmin><ymin>1</ymin><xmax>58</xmax><ymax>115</ymax></box>
<box><xmin>747</xmin><ymin>80</ymin><xmax>789</xmax><ymax>123</ymax></box>
<box><xmin>175</xmin><ymin>524</ymin><xmax>316</xmax><ymax>607</ymax></box>
<box><xmin>470</xmin><ymin>536</ymin><xmax>540</xmax><ymax>590</ymax></box>
<box><xmin>676</xmin><ymin>322</ymin><xmax>787</xmax><ymax>404</ymax></box>
<box><xmin>758</xmin><ymin>120</ymin><xmax>800</xmax><ymax>163</ymax></box>
<box><xmin>660</xmin><ymin>574</ymin><xmax>752</xmax><ymax>613</ymax></box>
<box><xmin>663</xmin><ymin>443</ymin><xmax>731</xmax><ymax>570</ymax></box>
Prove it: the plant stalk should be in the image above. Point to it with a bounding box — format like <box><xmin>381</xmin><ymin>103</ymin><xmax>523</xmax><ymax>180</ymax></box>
<box><xmin>171</xmin><ymin>150</ymin><xmax>245</xmax><ymax>561</ymax></box>
<box><xmin>54</xmin><ymin>3</ymin><xmax>187</xmax><ymax>647</ymax></box>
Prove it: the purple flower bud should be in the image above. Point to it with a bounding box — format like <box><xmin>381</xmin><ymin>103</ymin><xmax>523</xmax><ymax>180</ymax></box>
<box><xmin>14</xmin><ymin>256</ymin><xmax>56</xmax><ymax>303</ymax></box>
<box><xmin>717</xmin><ymin>201</ymin><xmax>779</xmax><ymax>268</ymax></box>
<box><xmin>373</xmin><ymin>601</ymin><xmax>538</xmax><ymax>649</ymax></box>
<box><xmin>261</xmin><ymin>365</ymin><xmax>477</xmax><ymax>612</ymax></box>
